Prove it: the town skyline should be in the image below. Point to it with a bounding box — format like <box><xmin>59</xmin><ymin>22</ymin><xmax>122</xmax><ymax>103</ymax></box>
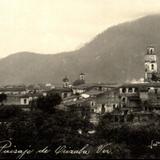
<box><xmin>1</xmin><ymin>1</ymin><xmax>160</xmax><ymax>159</ymax></box>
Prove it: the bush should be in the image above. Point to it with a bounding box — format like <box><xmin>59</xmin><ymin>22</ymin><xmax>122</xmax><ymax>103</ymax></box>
<box><xmin>35</xmin><ymin>93</ymin><xmax>62</xmax><ymax>113</ymax></box>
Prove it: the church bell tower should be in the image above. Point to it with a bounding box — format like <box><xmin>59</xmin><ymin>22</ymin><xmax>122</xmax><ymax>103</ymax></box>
<box><xmin>144</xmin><ymin>46</ymin><xmax>158</xmax><ymax>82</ymax></box>
<box><xmin>63</xmin><ymin>76</ymin><xmax>70</xmax><ymax>88</ymax></box>
<box><xmin>80</xmin><ymin>73</ymin><xmax>85</xmax><ymax>81</ymax></box>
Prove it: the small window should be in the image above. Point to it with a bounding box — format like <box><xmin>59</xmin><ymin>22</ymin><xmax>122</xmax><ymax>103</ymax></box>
<box><xmin>122</xmin><ymin>97</ymin><xmax>126</xmax><ymax>102</ymax></box>
<box><xmin>24</xmin><ymin>99</ymin><xmax>27</xmax><ymax>104</ymax></box>
<box><xmin>151</xmin><ymin>64</ymin><xmax>154</xmax><ymax>70</ymax></box>
<box><xmin>122</xmin><ymin>88</ymin><xmax>126</xmax><ymax>93</ymax></box>
<box><xmin>101</xmin><ymin>104</ymin><xmax>105</xmax><ymax>114</ymax></box>
<box><xmin>135</xmin><ymin>88</ymin><xmax>138</xmax><ymax>92</ymax></box>
<box><xmin>90</xmin><ymin>101</ymin><xmax>95</xmax><ymax>106</ymax></box>
<box><xmin>64</xmin><ymin>92</ymin><xmax>67</xmax><ymax>98</ymax></box>
<box><xmin>155</xmin><ymin>89</ymin><xmax>158</xmax><ymax>94</ymax></box>
<box><xmin>115</xmin><ymin>116</ymin><xmax>119</xmax><ymax>122</ymax></box>
<box><xmin>128</xmin><ymin>88</ymin><xmax>132</xmax><ymax>92</ymax></box>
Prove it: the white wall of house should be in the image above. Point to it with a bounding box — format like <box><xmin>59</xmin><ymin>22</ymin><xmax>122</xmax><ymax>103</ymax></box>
<box><xmin>0</xmin><ymin>91</ymin><xmax>27</xmax><ymax>95</ymax></box>
<box><xmin>61</xmin><ymin>92</ymin><xmax>72</xmax><ymax>99</ymax></box>
<box><xmin>81</xmin><ymin>94</ymin><xmax>90</xmax><ymax>98</ymax></box>
<box><xmin>20</xmin><ymin>98</ymin><xmax>30</xmax><ymax>105</ymax></box>
<box><xmin>105</xmin><ymin>105</ymin><xmax>114</xmax><ymax>113</ymax></box>
<box><xmin>73</xmin><ymin>89</ymin><xmax>85</xmax><ymax>94</ymax></box>
<box><xmin>94</xmin><ymin>105</ymin><xmax>101</xmax><ymax>113</ymax></box>
<box><xmin>140</xmin><ymin>92</ymin><xmax>148</xmax><ymax>101</ymax></box>
<box><xmin>94</xmin><ymin>104</ymin><xmax>115</xmax><ymax>114</ymax></box>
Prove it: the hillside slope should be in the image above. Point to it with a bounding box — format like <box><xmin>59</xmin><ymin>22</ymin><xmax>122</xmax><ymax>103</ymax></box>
<box><xmin>0</xmin><ymin>15</ymin><xmax>160</xmax><ymax>85</ymax></box>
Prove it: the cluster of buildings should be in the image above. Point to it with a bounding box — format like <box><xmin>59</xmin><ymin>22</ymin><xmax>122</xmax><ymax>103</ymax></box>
<box><xmin>44</xmin><ymin>45</ymin><xmax>160</xmax><ymax>125</ymax></box>
<box><xmin>0</xmin><ymin>84</ymin><xmax>51</xmax><ymax>111</ymax></box>
<box><xmin>1</xmin><ymin>45</ymin><xmax>160</xmax><ymax>125</ymax></box>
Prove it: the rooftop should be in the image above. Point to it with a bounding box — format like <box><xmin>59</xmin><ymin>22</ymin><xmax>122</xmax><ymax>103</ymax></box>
<box><xmin>120</xmin><ymin>82</ymin><xmax>160</xmax><ymax>88</ymax></box>
<box><xmin>83</xmin><ymin>89</ymin><xmax>105</xmax><ymax>97</ymax></box>
<box><xmin>72</xmin><ymin>83</ymin><xmax>119</xmax><ymax>89</ymax></box>
<box><xmin>48</xmin><ymin>87</ymin><xmax>72</xmax><ymax>93</ymax></box>
<box><xmin>0</xmin><ymin>87</ymin><xmax>26</xmax><ymax>92</ymax></box>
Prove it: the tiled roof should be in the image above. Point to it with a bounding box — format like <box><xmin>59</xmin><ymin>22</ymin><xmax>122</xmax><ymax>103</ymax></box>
<box><xmin>83</xmin><ymin>90</ymin><xmax>105</xmax><ymax>96</ymax></box>
<box><xmin>63</xmin><ymin>95</ymin><xmax>79</xmax><ymax>100</ymax></box>
<box><xmin>48</xmin><ymin>87</ymin><xmax>72</xmax><ymax>92</ymax></box>
<box><xmin>0</xmin><ymin>87</ymin><xmax>26</xmax><ymax>92</ymax></box>
<box><xmin>20</xmin><ymin>93</ymin><xmax>41</xmax><ymax>98</ymax></box>
<box><xmin>120</xmin><ymin>82</ymin><xmax>160</xmax><ymax>88</ymax></box>
<box><xmin>6</xmin><ymin>93</ymin><xmax>41</xmax><ymax>98</ymax></box>
<box><xmin>72</xmin><ymin>83</ymin><xmax>119</xmax><ymax>89</ymax></box>
<box><xmin>133</xmin><ymin>111</ymin><xmax>153</xmax><ymax>115</ymax></box>
<box><xmin>64</xmin><ymin>98</ymin><xmax>90</xmax><ymax>106</ymax></box>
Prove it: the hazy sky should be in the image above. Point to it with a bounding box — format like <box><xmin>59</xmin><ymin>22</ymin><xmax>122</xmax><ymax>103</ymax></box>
<box><xmin>0</xmin><ymin>0</ymin><xmax>160</xmax><ymax>58</ymax></box>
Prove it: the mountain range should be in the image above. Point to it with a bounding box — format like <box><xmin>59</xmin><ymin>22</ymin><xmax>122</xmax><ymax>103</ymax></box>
<box><xmin>1</xmin><ymin>14</ymin><xmax>160</xmax><ymax>85</ymax></box>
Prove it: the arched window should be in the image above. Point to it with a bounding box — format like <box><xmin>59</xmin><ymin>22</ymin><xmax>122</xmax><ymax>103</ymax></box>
<box><xmin>64</xmin><ymin>92</ymin><xmax>67</xmax><ymax>98</ymax></box>
<box><xmin>151</xmin><ymin>64</ymin><xmax>154</xmax><ymax>70</ymax></box>
<box><xmin>122</xmin><ymin>88</ymin><xmax>126</xmax><ymax>93</ymax></box>
<box><xmin>101</xmin><ymin>104</ymin><xmax>105</xmax><ymax>114</ymax></box>
<box><xmin>155</xmin><ymin>88</ymin><xmax>158</xmax><ymax>94</ymax></box>
<box><xmin>128</xmin><ymin>88</ymin><xmax>132</xmax><ymax>92</ymax></box>
<box><xmin>91</xmin><ymin>101</ymin><xmax>95</xmax><ymax>106</ymax></box>
<box><xmin>122</xmin><ymin>97</ymin><xmax>126</xmax><ymax>102</ymax></box>
<box><xmin>24</xmin><ymin>99</ymin><xmax>27</xmax><ymax>104</ymax></box>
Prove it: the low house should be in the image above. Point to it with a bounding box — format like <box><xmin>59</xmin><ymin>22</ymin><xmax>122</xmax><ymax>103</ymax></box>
<box><xmin>116</xmin><ymin>82</ymin><xmax>160</xmax><ymax>122</ymax></box>
<box><xmin>72</xmin><ymin>83</ymin><xmax>119</xmax><ymax>95</ymax></box>
<box><xmin>2</xmin><ymin>93</ymin><xmax>41</xmax><ymax>111</ymax></box>
<box><xmin>72</xmin><ymin>84</ymin><xmax>92</xmax><ymax>94</ymax></box>
<box><xmin>63</xmin><ymin>95</ymin><xmax>79</xmax><ymax>105</ymax></box>
<box><xmin>90</xmin><ymin>88</ymin><xmax>120</xmax><ymax>115</ymax></box>
<box><xmin>132</xmin><ymin>111</ymin><xmax>154</xmax><ymax>122</ymax></box>
<box><xmin>0</xmin><ymin>86</ymin><xmax>27</xmax><ymax>95</ymax></box>
<box><xmin>119</xmin><ymin>83</ymin><xmax>140</xmax><ymax>108</ymax></box>
<box><xmin>3</xmin><ymin>95</ymin><xmax>31</xmax><ymax>111</ymax></box>
<box><xmin>47</xmin><ymin>87</ymin><xmax>73</xmax><ymax>99</ymax></box>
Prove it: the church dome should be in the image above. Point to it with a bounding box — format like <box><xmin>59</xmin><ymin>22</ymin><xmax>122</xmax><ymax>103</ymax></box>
<box><xmin>63</xmin><ymin>76</ymin><xmax>69</xmax><ymax>82</ymax></box>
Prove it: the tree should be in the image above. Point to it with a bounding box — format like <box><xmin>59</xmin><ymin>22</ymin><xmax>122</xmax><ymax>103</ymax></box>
<box><xmin>151</xmin><ymin>73</ymin><xmax>160</xmax><ymax>82</ymax></box>
<box><xmin>0</xmin><ymin>93</ymin><xmax>7</xmax><ymax>105</ymax></box>
<box><xmin>6</xmin><ymin>107</ymin><xmax>95</xmax><ymax>159</ymax></box>
<box><xmin>35</xmin><ymin>93</ymin><xmax>62</xmax><ymax>113</ymax></box>
<box><xmin>0</xmin><ymin>105</ymin><xmax>22</xmax><ymax>120</ymax></box>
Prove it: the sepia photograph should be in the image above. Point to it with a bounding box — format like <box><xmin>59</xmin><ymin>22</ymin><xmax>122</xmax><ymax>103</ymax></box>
<box><xmin>1</xmin><ymin>0</ymin><xmax>160</xmax><ymax>159</ymax></box>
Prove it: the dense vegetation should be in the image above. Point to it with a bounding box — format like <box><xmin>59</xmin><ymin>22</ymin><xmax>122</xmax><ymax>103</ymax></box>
<box><xmin>0</xmin><ymin>95</ymin><xmax>160</xmax><ymax>159</ymax></box>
